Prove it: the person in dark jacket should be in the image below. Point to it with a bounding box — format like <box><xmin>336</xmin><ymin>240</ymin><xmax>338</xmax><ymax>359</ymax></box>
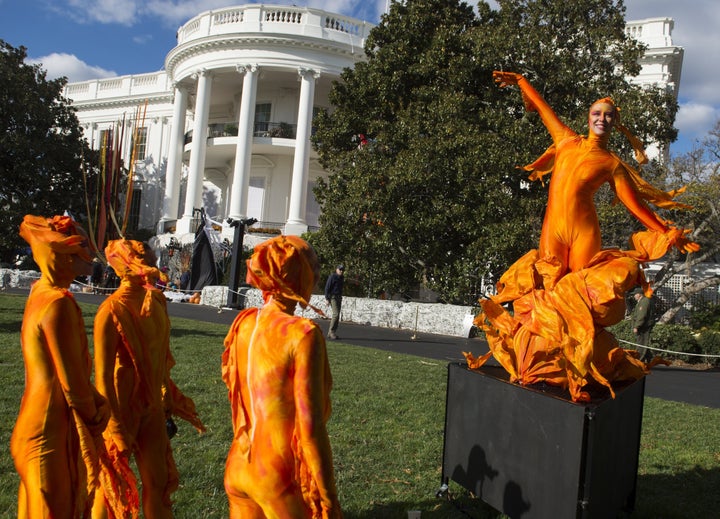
<box><xmin>324</xmin><ymin>265</ymin><xmax>345</xmax><ymax>340</ymax></box>
<box><xmin>631</xmin><ymin>289</ymin><xmax>655</xmax><ymax>362</ymax></box>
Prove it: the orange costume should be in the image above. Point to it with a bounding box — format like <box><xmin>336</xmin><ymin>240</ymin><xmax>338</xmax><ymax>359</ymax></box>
<box><xmin>92</xmin><ymin>239</ymin><xmax>205</xmax><ymax>519</ymax></box>
<box><xmin>11</xmin><ymin>215</ymin><xmax>110</xmax><ymax>518</ymax></box>
<box><xmin>467</xmin><ymin>72</ymin><xmax>699</xmax><ymax>401</ymax></box>
<box><xmin>222</xmin><ymin>235</ymin><xmax>342</xmax><ymax>518</ymax></box>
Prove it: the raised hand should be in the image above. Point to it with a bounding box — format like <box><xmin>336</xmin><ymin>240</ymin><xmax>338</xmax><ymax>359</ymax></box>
<box><xmin>493</xmin><ymin>70</ymin><xmax>523</xmax><ymax>88</ymax></box>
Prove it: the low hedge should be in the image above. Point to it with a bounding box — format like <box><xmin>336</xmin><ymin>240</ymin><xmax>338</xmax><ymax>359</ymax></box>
<box><xmin>609</xmin><ymin>320</ymin><xmax>719</xmax><ymax>367</ymax></box>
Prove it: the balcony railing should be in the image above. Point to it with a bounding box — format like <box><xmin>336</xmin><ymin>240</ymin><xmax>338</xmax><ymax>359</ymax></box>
<box><xmin>185</xmin><ymin>121</ymin><xmax>298</xmax><ymax>144</ymax></box>
<box><xmin>253</xmin><ymin>121</ymin><xmax>296</xmax><ymax>138</ymax></box>
<box><xmin>176</xmin><ymin>5</ymin><xmax>373</xmax><ymax>47</ymax></box>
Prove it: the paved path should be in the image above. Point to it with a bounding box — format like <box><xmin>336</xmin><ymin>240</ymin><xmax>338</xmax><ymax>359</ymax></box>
<box><xmin>40</xmin><ymin>291</ymin><xmax>720</xmax><ymax>410</ymax></box>
<box><xmin>136</xmin><ymin>295</ymin><xmax>720</xmax><ymax>410</ymax></box>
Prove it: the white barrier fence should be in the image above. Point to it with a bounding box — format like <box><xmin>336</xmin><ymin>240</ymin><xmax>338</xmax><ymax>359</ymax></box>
<box><xmin>0</xmin><ymin>269</ymin><xmax>476</xmax><ymax>338</ymax></box>
<box><xmin>202</xmin><ymin>285</ymin><xmax>476</xmax><ymax>338</ymax></box>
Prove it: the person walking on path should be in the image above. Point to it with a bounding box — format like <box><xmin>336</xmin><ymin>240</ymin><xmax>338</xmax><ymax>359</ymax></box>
<box><xmin>222</xmin><ymin>235</ymin><xmax>342</xmax><ymax>518</ymax></box>
<box><xmin>11</xmin><ymin>215</ymin><xmax>110</xmax><ymax>518</ymax></box>
<box><xmin>631</xmin><ymin>289</ymin><xmax>655</xmax><ymax>362</ymax></box>
<box><xmin>325</xmin><ymin>265</ymin><xmax>345</xmax><ymax>340</ymax></box>
<box><xmin>92</xmin><ymin>239</ymin><xmax>205</xmax><ymax>518</ymax></box>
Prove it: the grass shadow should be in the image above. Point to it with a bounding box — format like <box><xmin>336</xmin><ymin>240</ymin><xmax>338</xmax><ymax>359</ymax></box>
<box><xmin>634</xmin><ymin>466</ymin><xmax>720</xmax><ymax>517</ymax></box>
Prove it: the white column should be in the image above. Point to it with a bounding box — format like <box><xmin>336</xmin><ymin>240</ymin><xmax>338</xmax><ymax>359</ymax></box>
<box><xmin>285</xmin><ymin>67</ymin><xmax>318</xmax><ymax>235</ymax></box>
<box><xmin>160</xmin><ymin>84</ymin><xmax>188</xmax><ymax>232</ymax></box>
<box><xmin>228</xmin><ymin>64</ymin><xmax>259</xmax><ymax>221</ymax></box>
<box><xmin>177</xmin><ymin>69</ymin><xmax>212</xmax><ymax>234</ymax></box>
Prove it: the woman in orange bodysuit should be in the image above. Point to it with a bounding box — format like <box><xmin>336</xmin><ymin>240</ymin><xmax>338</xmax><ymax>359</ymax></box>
<box><xmin>468</xmin><ymin>72</ymin><xmax>699</xmax><ymax>401</ymax></box>
<box><xmin>493</xmin><ymin>71</ymin><xmax>697</xmax><ymax>284</ymax></box>
<box><xmin>222</xmin><ymin>235</ymin><xmax>342</xmax><ymax>519</ymax></box>
<box><xmin>91</xmin><ymin>239</ymin><xmax>205</xmax><ymax>519</ymax></box>
<box><xmin>11</xmin><ymin>215</ymin><xmax>110</xmax><ymax>518</ymax></box>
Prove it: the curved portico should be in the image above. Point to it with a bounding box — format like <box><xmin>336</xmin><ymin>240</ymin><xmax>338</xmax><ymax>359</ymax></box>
<box><xmin>160</xmin><ymin>4</ymin><xmax>372</xmax><ymax>235</ymax></box>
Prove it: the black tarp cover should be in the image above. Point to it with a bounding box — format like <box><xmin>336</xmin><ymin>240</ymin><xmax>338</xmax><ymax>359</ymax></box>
<box><xmin>189</xmin><ymin>217</ymin><xmax>218</xmax><ymax>291</ymax></box>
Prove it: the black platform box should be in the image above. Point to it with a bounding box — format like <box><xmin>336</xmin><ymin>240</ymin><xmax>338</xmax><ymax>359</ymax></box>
<box><xmin>441</xmin><ymin>363</ymin><xmax>645</xmax><ymax>519</ymax></box>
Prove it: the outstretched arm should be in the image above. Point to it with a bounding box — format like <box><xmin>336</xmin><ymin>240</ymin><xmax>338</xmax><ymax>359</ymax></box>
<box><xmin>493</xmin><ymin>71</ymin><xmax>574</xmax><ymax>144</ymax></box>
<box><xmin>613</xmin><ymin>166</ymin><xmax>700</xmax><ymax>254</ymax></box>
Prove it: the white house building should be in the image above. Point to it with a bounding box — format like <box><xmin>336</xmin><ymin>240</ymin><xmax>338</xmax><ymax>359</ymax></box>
<box><xmin>63</xmin><ymin>7</ymin><xmax>682</xmax><ymax>243</ymax></box>
<box><xmin>65</xmin><ymin>4</ymin><xmax>373</xmax><ymax>241</ymax></box>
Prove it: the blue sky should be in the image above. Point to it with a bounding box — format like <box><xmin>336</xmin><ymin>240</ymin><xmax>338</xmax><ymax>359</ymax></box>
<box><xmin>1</xmin><ymin>0</ymin><xmax>718</xmax><ymax>156</ymax></box>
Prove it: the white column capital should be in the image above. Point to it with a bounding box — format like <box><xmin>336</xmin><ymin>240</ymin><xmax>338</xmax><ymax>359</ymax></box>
<box><xmin>297</xmin><ymin>67</ymin><xmax>320</xmax><ymax>80</ymax></box>
<box><xmin>171</xmin><ymin>82</ymin><xmax>188</xmax><ymax>94</ymax></box>
<box><xmin>192</xmin><ymin>68</ymin><xmax>212</xmax><ymax>81</ymax></box>
<box><xmin>236</xmin><ymin>64</ymin><xmax>259</xmax><ymax>75</ymax></box>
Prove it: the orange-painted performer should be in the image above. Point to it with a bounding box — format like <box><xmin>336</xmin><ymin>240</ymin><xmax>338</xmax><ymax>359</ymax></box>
<box><xmin>11</xmin><ymin>215</ymin><xmax>110</xmax><ymax>518</ymax></box>
<box><xmin>466</xmin><ymin>72</ymin><xmax>700</xmax><ymax>402</ymax></box>
<box><xmin>91</xmin><ymin>239</ymin><xmax>205</xmax><ymax>519</ymax></box>
<box><xmin>222</xmin><ymin>235</ymin><xmax>343</xmax><ymax>519</ymax></box>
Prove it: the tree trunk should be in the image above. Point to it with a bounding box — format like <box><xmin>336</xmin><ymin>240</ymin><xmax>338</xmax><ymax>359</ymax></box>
<box><xmin>657</xmin><ymin>275</ymin><xmax>720</xmax><ymax>324</ymax></box>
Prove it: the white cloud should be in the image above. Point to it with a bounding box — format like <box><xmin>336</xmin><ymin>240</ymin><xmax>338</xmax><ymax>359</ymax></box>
<box><xmin>27</xmin><ymin>53</ymin><xmax>117</xmax><ymax>82</ymax></box>
<box><xmin>65</xmin><ymin>0</ymin><xmax>140</xmax><ymax>25</ymax></box>
<box><xmin>675</xmin><ymin>102</ymin><xmax>720</xmax><ymax>143</ymax></box>
<box><xmin>132</xmin><ymin>34</ymin><xmax>154</xmax><ymax>45</ymax></box>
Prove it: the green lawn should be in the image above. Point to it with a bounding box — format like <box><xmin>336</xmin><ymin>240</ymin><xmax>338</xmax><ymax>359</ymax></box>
<box><xmin>0</xmin><ymin>293</ymin><xmax>718</xmax><ymax>518</ymax></box>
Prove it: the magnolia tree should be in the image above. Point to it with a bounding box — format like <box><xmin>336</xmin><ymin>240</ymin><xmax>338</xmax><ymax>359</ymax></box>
<box><xmin>310</xmin><ymin>0</ymin><xmax>679</xmax><ymax>305</ymax></box>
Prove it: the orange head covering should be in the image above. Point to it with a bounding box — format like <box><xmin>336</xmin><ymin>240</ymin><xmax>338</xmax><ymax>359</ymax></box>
<box><xmin>105</xmin><ymin>239</ymin><xmax>164</xmax><ymax>289</ymax></box>
<box><xmin>246</xmin><ymin>235</ymin><xmax>320</xmax><ymax>310</ymax></box>
<box><xmin>19</xmin><ymin>214</ymin><xmax>92</xmax><ymax>286</ymax></box>
<box><xmin>590</xmin><ymin>96</ymin><xmax>648</xmax><ymax>165</ymax></box>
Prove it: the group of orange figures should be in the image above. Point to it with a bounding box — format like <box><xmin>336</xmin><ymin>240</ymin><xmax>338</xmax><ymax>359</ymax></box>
<box><xmin>11</xmin><ymin>217</ymin><xmax>340</xmax><ymax>518</ymax></box>
<box><xmin>10</xmin><ymin>71</ymin><xmax>698</xmax><ymax>518</ymax></box>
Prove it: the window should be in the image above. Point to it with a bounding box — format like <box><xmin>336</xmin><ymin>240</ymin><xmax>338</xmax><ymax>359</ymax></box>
<box><xmin>98</xmin><ymin>128</ymin><xmax>112</xmax><ymax>150</ymax></box>
<box><xmin>247</xmin><ymin>177</ymin><xmax>265</xmax><ymax>221</ymax></box>
<box><xmin>312</xmin><ymin>106</ymin><xmax>323</xmax><ymax>135</ymax></box>
<box><xmin>254</xmin><ymin>103</ymin><xmax>272</xmax><ymax>136</ymax></box>
<box><xmin>127</xmin><ymin>189</ymin><xmax>142</xmax><ymax>231</ymax></box>
<box><xmin>131</xmin><ymin>127</ymin><xmax>148</xmax><ymax>161</ymax></box>
<box><xmin>98</xmin><ymin>128</ymin><xmax>118</xmax><ymax>165</ymax></box>
<box><xmin>305</xmin><ymin>180</ymin><xmax>320</xmax><ymax>228</ymax></box>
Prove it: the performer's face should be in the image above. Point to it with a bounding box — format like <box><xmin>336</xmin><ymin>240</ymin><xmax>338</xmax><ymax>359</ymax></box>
<box><xmin>588</xmin><ymin>102</ymin><xmax>616</xmax><ymax>137</ymax></box>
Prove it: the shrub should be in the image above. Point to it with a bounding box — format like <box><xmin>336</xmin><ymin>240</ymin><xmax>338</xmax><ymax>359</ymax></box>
<box><xmin>608</xmin><ymin>319</ymin><xmax>634</xmax><ymax>345</ymax></box>
<box><xmin>689</xmin><ymin>303</ymin><xmax>720</xmax><ymax>332</ymax></box>
<box><xmin>695</xmin><ymin>330</ymin><xmax>720</xmax><ymax>367</ymax></box>
<box><xmin>650</xmin><ymin>323</ymin><xmax>701</xmax><ymax>363</ymax></box>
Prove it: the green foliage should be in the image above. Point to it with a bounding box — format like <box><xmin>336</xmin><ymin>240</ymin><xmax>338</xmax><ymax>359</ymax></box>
<box><xmin>689</xmin><ymin>303</ymin><xmax>720</xmax><ymax>331</ymax></box>
<box><xmin>608</xmin><ymin>317</ymin><xmax>634</xmax><ymax>344</ymax></box>
<box><xmin>695</xmin><ymin>331</ymin><xmax>720</xmax><ymax>367</ymax></box>
<box><xmin>650</xmin><ymin>323</ymin><xmax>701</xmax><ymax>363</ymax></box>
<box><xmin>311</xmin><ymin>0</ymin><xmax>679</xmax><ymax>304</ymax></box>
<box><xmin>612</xmin><ymin>313</ymin><xmax>720</xmax><ymax>365</ymax></box>
<box><xmin>0</xmin><ymin>40</ymin><xmax>97</xmax><ymax>264</ymax></box>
